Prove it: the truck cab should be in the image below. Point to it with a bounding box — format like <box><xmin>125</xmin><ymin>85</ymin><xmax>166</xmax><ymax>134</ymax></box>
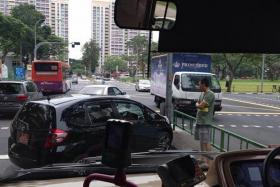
<box><xmin>172</xmin><ymin>72</ymin><xmax>222</xmax><ymax>114</ymax></box>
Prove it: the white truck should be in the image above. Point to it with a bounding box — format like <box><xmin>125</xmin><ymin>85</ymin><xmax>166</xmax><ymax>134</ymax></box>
<box><xmin>151</xmin><ymin>53</ymin><xmax>222</xmax><ymax>115</ymax></box>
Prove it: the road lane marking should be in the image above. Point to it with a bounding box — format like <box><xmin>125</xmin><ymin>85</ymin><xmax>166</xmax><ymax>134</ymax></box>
<box><xmin>223</xmin><ymin>97</ymin><xmax>280</xmax><ymax>110</ymax></box>
<box><xmin>222</xmin><ymin>104</ymin><xmax>280</xmax><ymax>111</ymax></box>
<box><xmin>230</xmin><ymin>94</ymin><xmax>280</xmax><ymax>103</ymax></box>
<box><xmin>230</xmin><ymin>125</ymin><xmax>237</xmax><ymax>127</ymax></box>
<box><xmin>218</xmin><ymin>125</ymin><xmax>224</xmax><ymax>127</ymax></box>
<box><xmin>0</xmin><ymin>155</ymin><xmax>9</xmax><ymax>160</ymax></box>
<box><xmin>242</xmin><ymin>125</ymin><xmax>249</xmax><ymax>128</ymax></box>
<box><xmin>253</xmin><ymin>125</ymin><xmax>261</xmax><ymax>128</ymax></box>
<box><xmin>0</xmin><ymin>127</ymin><xmax>9</xmax><ymax>130</ymax></box>
<box><xmin>267</xmin><ymin>126</ymin><xmax>274</xmax><ymax>128</ymax></box>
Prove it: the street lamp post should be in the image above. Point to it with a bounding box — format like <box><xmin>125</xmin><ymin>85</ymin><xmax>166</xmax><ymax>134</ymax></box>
<box><xmin>261</xmin><ymin>54</ymin><xmax>265</xmax><ymax>93</ymax></box>
<box><xmin>34</xmin><ymin>19</ymin><xmax>45</xmax><ymax>50</ymax></box>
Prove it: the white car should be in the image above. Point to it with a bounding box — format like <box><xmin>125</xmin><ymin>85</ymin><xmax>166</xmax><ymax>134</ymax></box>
<box><xmin>135</xmin><ymin>79</ymin><xmax>151</xmax><ymax>92</ymax></box>
<box><xmin>75</xmin><ymin>85</ymin><xmax>130</xmax><ymax>98</ymax></box>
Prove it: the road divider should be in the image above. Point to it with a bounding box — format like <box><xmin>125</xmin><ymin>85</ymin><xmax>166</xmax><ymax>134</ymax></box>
<box><xmin>173</xmin><ymin>110</ymin><xmax>267</xmax><ymax>152</ymax></box>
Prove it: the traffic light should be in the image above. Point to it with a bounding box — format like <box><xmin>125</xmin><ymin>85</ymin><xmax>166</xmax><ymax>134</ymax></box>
<box><xmin>71</xmin><ymin>42</ymin><xmax>80</xmax><ymax>48</ymax></box>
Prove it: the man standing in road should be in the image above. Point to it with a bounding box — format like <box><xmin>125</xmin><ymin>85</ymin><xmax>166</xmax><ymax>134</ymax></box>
<box><xmin>195</xmin><ymin>78</ymin><xmax>215</xmax><ymax>165</ymax></box>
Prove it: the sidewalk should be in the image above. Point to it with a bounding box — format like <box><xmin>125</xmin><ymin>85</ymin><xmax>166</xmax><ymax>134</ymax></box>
<box><xmin>172</xmin><ymin>128</ymin><xmax>200</xmax><ymax>150</ymax></box>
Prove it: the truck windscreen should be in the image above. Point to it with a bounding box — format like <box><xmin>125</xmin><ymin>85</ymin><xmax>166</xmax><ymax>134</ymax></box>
<box><xmin>181</xmin><ymin>74</ymin><xmax>221</xmax><ymax>92</ymax></box>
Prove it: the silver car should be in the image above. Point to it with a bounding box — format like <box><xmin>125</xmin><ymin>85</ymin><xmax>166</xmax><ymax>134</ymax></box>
<box><xmin>0</xmin><ymin>81</ymin><xmax>43</xmax><ymax>116</ymax></box>
<box><xmin>135</xmin><ymin>79</ymin><xmax>151</xmax><ymax>92</ymax></box>
<box><xmin>75</xmin><ymin>85</ymin><xmax>130</xmax><ymax>98</ymax></box>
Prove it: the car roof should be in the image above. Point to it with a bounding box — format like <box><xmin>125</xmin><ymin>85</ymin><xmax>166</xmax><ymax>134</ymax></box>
<box><xmin>30</xmin><ymin>95</ymin><xmax>136</xmax><ymax>107</ymax></box>
<box><xmin>0</xmin><ymin>80</ymin><xmax>30</xmax><ymax>84</ymax></box>
<box><xmin>83</xmin><ymin>85</ymin><xmax>112</xmax><ymax>88</ymax></box>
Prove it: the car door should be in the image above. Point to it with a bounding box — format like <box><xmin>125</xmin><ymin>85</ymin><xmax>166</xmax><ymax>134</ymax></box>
<box><xmin>113</xmin><ymin>100</ymin><xmax>156</xmax><ymax>152</ymax></box>
<box><xmin>61</xmin><ymin>102</ymin><xmax>93</xmax><ymax>161</ymax></box>
<box><xmin>84</xmin><ymin>100</ymin><xmax>115</xmax><ymax>157</ymax></box>
<box><xmin>143</xmin><ymin>106</ymin><xmax>171</xmax><ymax>149</ymax></box>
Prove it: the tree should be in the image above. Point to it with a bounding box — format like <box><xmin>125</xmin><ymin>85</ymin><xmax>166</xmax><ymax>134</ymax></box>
<box><xmin>11</xmin><ymin>4</ymin><xmax>44</xmax><ymax>28</ymax></box>
<box><xmin>262</xmin><ymin>55</ymin><xmax>280</xmax><ymax>81</ymax></box>
<box><xmin>0</xmin><ymin>13</ymin><xmax>28</xmax><ymax>64</ymax></box>
<box><xmin>126</xmin><ymin>35</ymin><xmax>149</xmax><ymax>78</ymax></box>
<box><xmin>212</xmin><ymin>54</ymin><xmax>253</xmax><ymax>92</ymax></box>
<box><xmin>82</xmin><ymin>39</ymin><xmax>100</xmax><ymax>75</ymax></box>
<box><xmin>69</xmin><ymin>58</ymin><xmax>84</xmax><ymax>74</ymax></box>
<box><xmin>10</xmin><ymin>4</ymin><xmax>65</xmax><ymax>61</ymax></box>
<box><xmin>104</xmin><ymin>56</ymin><xmax>128</xmax><ymax>73</ymax></box>
<box><xmin>37</xmin><ymin>34</ymin><xmax>67</xmax><ymax>60</ymax></box>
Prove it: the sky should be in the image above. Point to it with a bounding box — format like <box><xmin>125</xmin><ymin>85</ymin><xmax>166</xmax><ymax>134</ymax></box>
<box><xmin>69</xmin><ymin>0</ymin><xmax>92</xmax><ymax>59</ymax></box>
<box><xmin>68</xmin><ymin>0</ymin><xmax>159</xmax><ymax>60</ymax></box>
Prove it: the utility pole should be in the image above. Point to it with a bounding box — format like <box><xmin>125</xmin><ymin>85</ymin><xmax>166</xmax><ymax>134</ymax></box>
<box><xmin>34</xmin><ymin>19</ymin><xmax>45</xmax><ymax>51</ymax></box>
<box><xmin>261</xmin><ymin>54</ymin><xmax>265</xmax><ymax>93</ymax></box>
<box><xmin>165</xmin><ymin>53</ymin><xmax>173</xmax><ymax>123</ymax></box>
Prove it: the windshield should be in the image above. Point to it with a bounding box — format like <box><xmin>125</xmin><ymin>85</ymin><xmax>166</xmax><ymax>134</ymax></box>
<box><xmin>139</xmin><ymin>80</ymin><xmax>150</xmax><ymax>84</ymax></box>
<box><xmin>0</xmin><ymin>83</ymin><xmax>24</xmax><ymax>94</ymax></box>
<box><xmin>0</xmin><ymin>0</ymin><xmax>277</xmax><ymax>185</ymax></box>
<box><xmin>181</xmin><ymin>74</ymin><xmax>221</xmax><ymax>92</ymax></box>
<box><xmin>79</xmin><ymin>87</ymin><xmax>105</xmax><ymax>95</ymax></box>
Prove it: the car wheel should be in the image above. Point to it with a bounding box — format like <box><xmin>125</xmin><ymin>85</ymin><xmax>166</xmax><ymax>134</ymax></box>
<box><xmin>157</xmin><ymin>132</ymin><xmax>171</xmax><ymax>150</ymax></box>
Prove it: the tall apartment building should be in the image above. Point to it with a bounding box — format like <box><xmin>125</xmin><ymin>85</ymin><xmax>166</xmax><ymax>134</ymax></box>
<box><xmin>92</xmin><ymin>0</ymin><xmax>149</xmax><ymax>73</ymax></box>
<box><xmin>50</xmin><ymin>0</ymin><xmax>69</xmax><ymax>41</ymax></box>
<box><xmin>92</xmin><ymin>0</ymin><xmax>111</xmax><ymax>72</ymax></box>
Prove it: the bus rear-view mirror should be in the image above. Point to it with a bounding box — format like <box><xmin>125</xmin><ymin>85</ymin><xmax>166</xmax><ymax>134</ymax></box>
<box><xmin>115</xmin><ymin>0</ymin><xmax>177</xmax><ymax>30</ymax></box>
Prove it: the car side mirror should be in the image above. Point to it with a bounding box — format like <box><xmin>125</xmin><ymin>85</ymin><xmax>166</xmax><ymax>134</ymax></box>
<box><xmin>122</xmin><ymin>92</ymin><xmax>126</xmax><ymax>95</ymax></box>
<box><xmin>115</xmin><ymin>0</ymin><xmax>177</xmax><ymax>30</ymax></box>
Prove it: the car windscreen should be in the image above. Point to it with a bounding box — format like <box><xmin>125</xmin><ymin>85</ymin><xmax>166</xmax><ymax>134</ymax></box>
<box><xmin>139</xmin><ymin>80</ymin><xmax>150</xmax><ymax>84</ymax></box>
<box><xmin>0</xmin><ymin>83</ymin><xmax>24</xmax><ymax>94</ymax></box>
<box><xmin>34</xmin><ymin>63</ymin><xmax>58</xmax><ymax>72</ymax></box>
<box><xmin>15</xmin><ymin>103</ymin><xmax>56</xmax><ymax>129</ymax></box>
<box><xmin>181</xmin><ymin>74</ymin><xmax>221</xmax><ymax>92</ymax></box>
<box><xmin>79</xmin><ymin>87</ymin><xmax>105</xmax><ymax>95</ymax></box>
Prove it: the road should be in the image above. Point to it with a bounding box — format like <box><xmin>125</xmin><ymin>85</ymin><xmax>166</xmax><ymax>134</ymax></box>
<box><xmin>0</xmin><ymin>79</ymin><xmax>280</xmax><ymax>174</ymax></box>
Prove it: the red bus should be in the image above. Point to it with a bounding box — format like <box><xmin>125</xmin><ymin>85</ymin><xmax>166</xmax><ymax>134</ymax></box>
<box><xmin>32</xmin><ymin>60</ymin><xmax>72</xmax><ymax>94</ymax></box>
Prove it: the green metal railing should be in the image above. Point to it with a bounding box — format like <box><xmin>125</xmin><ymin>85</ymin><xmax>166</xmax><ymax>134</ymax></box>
<box><xmin>173</xmin><ymin>110</ymin><xmax>267</xmax><ymax>152</ymax></box>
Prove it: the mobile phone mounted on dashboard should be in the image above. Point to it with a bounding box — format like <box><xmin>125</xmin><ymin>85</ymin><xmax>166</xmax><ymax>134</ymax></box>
<box><xmin>101</xmin><ymin>119</ymin><xmax>132</xmax><ymax>168</ymax></box>
<box><xmin>83</xmin><ymin>119</ymin><xmax>137</xmax><ymax>187</ymax></box>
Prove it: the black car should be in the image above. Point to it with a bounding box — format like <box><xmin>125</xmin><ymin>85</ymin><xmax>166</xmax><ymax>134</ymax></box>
<box><xmin>8</xmin><ymin>96</ymin><xmax>173</xmax><ymax>168</ymax></box>
<box><xmin>0</xmin><ymin>81</ymin><xmax>43</xmax><ymax>116</ymax></box>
